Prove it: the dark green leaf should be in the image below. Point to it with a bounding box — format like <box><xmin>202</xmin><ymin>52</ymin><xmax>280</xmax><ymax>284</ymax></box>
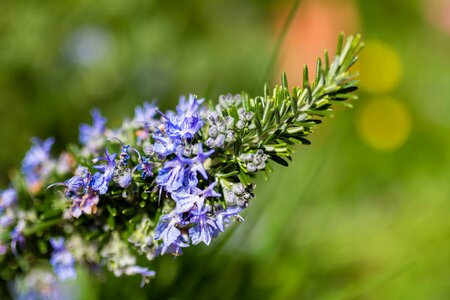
<box><xmin>269</xmin><ymin>155</ymin><xmax>289</xmax><ymax>167</ymax></box>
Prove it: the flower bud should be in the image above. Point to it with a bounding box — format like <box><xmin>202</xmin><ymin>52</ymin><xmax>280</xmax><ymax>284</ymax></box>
<box><xmin>217</xmin><ymin>121</ymin><xmax>226</xmax><ymax>133</ymax></box>
<box><xmin>208</xmin><ymin>126</ymin><xmax>218</xmax><ymax>138</ymax></box>
<box><xmin>244</xmin><ymin>112</ymin><xmax>254</xmax><ymax>121</ymax></box>
<box><xmin>225</xmin><ymin>131</ymin><xmax>235</xmax><ymax>143</ymax></box>
<box><xmin>225</xmin><ymin>116</ymin><xmax>234</xmax><ymax>129</ymax></box>
<box><xmin>236</xmin><ymin>120</ymin><xmax>245</xmax><ymax>130</ymax></box>
<box><xmin>143</xmin><ymin>145</ymin><xmax>154</xmax><ymax>156</ymax></box>
<box><xmin>238</xmin><ymin>108</ymin><xmax>246</xmax><ymax>119</ymax></box>
<box><xmin>239</xmin><ymin>153</ymin><xmax>248</xmax><ymax>162</ymax></box>
<box><xmin>247</xmin><ymin>163</ymin><xmax>256</xmax><ymax>173</ymax></box>
<box><xmin>192</xmin><ymin>143</ymin><xmax>200</xmax><ymax>155</ymax></box>
<box><xmin>214</xmin><ymin>134</ymin><xmax>225</xmax><ymax>148</ymax></box>
<box><xmin>232</xmin><ymin>183</ymin><xmax>245</xmax><ymax>195</ymax></box>
<box><xmin>205</xmin><ymin>138</ymin><xmax>215</xmax><ymax>148</ymax></box>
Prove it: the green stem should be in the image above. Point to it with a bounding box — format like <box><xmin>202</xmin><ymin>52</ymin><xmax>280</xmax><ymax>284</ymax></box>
<box><xmin>23</xmin><ymin>218</ymin><xmax>62</xmax><ymax>236</ymax></box>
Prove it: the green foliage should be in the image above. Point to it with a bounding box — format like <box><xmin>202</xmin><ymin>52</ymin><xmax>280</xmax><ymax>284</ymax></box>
<box><xmin>219</xmin><ymin>34</ymin><xmax>364</xmax><ymax>169</ymax></box>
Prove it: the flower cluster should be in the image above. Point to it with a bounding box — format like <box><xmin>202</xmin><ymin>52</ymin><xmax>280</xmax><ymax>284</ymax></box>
<box><xmin>0</xmin><ymin>34</ymin><xmax>363</xmax><ymax>292</ymax></box>
<box><xmin>0</xmin><ymin>189</ymin><xmax>18</xmax><ymax>255</ymax></box>
<box><xmin>49</xmin><ymin>238</ymin><xmax>76</xmax><ymax>281</ymax></box>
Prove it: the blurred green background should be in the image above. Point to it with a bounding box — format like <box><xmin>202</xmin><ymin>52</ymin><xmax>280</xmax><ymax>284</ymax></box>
<box><xmin>0</xmin><ymin>0</ymin><xmax>449</xmax><ymax>299</ymax></box>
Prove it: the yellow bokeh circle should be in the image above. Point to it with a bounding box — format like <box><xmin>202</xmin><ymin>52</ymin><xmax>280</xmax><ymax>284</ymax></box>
<box><xmin>358</xmin><ymin>40</ymin><xmax>402</xmax><ymax>93</ymax></box>
<box><xmin>357</xmin><ymin>97</ymin><xmax>412</xmax><ymax>151</ymax></box>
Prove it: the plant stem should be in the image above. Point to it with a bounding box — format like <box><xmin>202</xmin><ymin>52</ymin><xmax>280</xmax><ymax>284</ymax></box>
<box><xmin>23</xmin><ymin>218</ymin><xmax>61</xmax><ymax>236</ymax></box>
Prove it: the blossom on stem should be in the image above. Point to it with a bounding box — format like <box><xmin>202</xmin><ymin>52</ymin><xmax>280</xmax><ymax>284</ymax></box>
<box><xmin>124</xmin><ymin>266</ymin><xmax>156</xmax><ymax>287</ymax></box>
<box><xmin>21</xmin><ymin>137</ymin><xmax>54</xmax><ymax>191</ymax></box>
<box><xmin>154</xmin><ymin>213</ymin><xmax>182</xmax><ymax>250</ymax></box>
<box><xmin>50</xmin><ymin>237</ymin><xmax>76</xmax><ymax>281</ymax></box>
<box><xmin>189</xmin><ymin>143</ymin><xmax>214</xmax><ymax>179</ymax></box>
<box><xmin>10</xmin><ymin>221</ymin><xmax>25</xmax><ymax>256</ymax></box>
<box><xmin>0</xmin><ymin>188</ymin><xmax>17</xmax><ymax>210</ymax></box>
<box><xmin>171</xmin><ymin>182</ymin><xmax>221</xmax><ymax>213</ymax></box>
<box><xmin>79</xmin><ymin>109</ymin><xmax>106</xmax><ymax>146</ymax></box>
<box><xmin>0</xmin><ymin>212</ymin><xmax>14</xmax><ymax>227</ymax></box>
<box><xmin>157</xmin><ymin>235</ymin><xmax>189</xmax><ymax>256</ymax></box>
<box><xmin>189</xmin><ymin>207</ymin><xmax>217</xmax><ymax>246</ymax></box>
<box><xmin>152</xmin><ymin>134</ymin><xmax>180</xmax><ymax>157</ymax></box>
<box><xmin>164</xmin><ymin>95</ymin><xmax>204</xmax><ymax>139</ymax></box>
<box><xmin>132</xmin><ymin>101</ymin><xmax>157</xmax><ymax>128</ymax></box>
<box><xmin>214</xmin><ymin>205</ymin><xmax>243</xmax><ymax>233</ymax></box>
<box><xmin>156</xmin><ymin>156</ymin><xmax>191</xmax><ymax>193</ymax></box>
<box><xmin>90</xmin><ymin>149</ymin><xmax>117</xmax><ymax>194</ymax></box>
<box><xmin>136</xmin><ymin>157</ymin><xmax>153</xmax><ymax>179</ymax></box>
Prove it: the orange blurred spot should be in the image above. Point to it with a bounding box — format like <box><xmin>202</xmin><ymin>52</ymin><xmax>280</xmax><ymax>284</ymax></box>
<box><xmin>60</xmin><ymin>152</ymin><xmax>76</xmax><ymax>169</ymax></box>
<box><xmin>29</xmin><ymin>181</ymin><xmax>43</xmax><ymax>194</ymax></box>
<box><xmin>424</xmin><ymin>0</ymin><xmax>450</xmax><ymax>35</ymax></box>
<box><xmin>274</xmin><ymin>0</ymin><xmax>360</xmax><ymax>84</ymax></box>
<box><xmin>135</xmin><ymin>129</ymin><xmax>149</xmax><ymax>140</ymax></box>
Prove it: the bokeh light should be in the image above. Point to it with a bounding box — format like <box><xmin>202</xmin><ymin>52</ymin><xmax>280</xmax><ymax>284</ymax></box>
<box><xmin>275</xmin><ymin>0</ymin><xmax>360</xmax><ymax>85</ymax></box>
<box><xmin>357</xmin><ymin>97</ymin><xmax>412</xmax><ymax>151</ymax></box>
<box><xmin>359</xmin><ymin>40</ymin><xmax>402</xmax><ymax>94</ymax></box>
<box><xmin>424</xmin><ymin>0</ymin><xmax>450</xmax><ymax>35</ymax></box>
<box><xmin>63</xmin><ymin>26</ymin><xmax>113</xmax><ymax>67</ymax></box>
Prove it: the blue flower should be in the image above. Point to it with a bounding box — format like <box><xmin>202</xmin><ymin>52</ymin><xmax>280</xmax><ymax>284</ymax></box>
<box><xmin>65</xmin><ymin>175</ymin><xmax>86</xmax><ymax>194</ymax></box>
<box><xmin>21</xmin><ymin>137</ymin><xmax>54</xmax><ymax>189</ymax></box>
<box><xmin>171</xmin><ymin>182</ymin><xmax>221</xmax><ymax>213</ymax></box>
<box><xmin>154</xmin><ymin>213</ymin><xmax>182</xmax><ymax>250</ymax></box>
<box><xmin>156</xmin><ymin>156</ymin><xmax>191</xmax><ymax>193</ymax></box>
<box><xmin>0</xmin><ymin>213</ymin><xmax>14</xmax><ymax>227</ymax></box>
<box><xmin>165</xmin><ymin>115</ymin><xmax>204</xmax><ymax>140</ymax></box>
<box><xmin>48</xmin><ymin>175</ymin><xmax>86</xmax><ymax>194</ymax></box>
<box><xmin>69</xmin><ymin>196</ymin><xmax>83</xmax><ymax>218</ymax></box>
<box><xmin>0</xmin><ymin>188</ymin><xmax>17</xmax><ymax>210</ymax></box>
<box><xmin>16</xmin><ymin>269</ymin><xmax>62</xmax><ymax>300</ymax></box>
<box><xmin>93</xmin><ymin>149</ymin><xmax>116</xmax><ymax>174</ymax></box>
<box><xmin>50</xmin><ymin>237</ymin><xmax>76</xmax><ymax>281</ymax></box>
<box><xmin>118</xmin><ymin>146</ymin><xmax>129</xmax><ymax>163</ymax></box>
<box><xmin>49</xmin><ymin>170</ymin><xmax>100</xmax><ymax>218</ymax></box>
<box><xmin>79</xmin><ymin>109</ymin><xmax>106</xmax><ymax>146</ymax></box>
<box><xmin>189</xmin><ymin>144</ymin><xmax>214</xmax><ymax>179</ymax></box>
<box><xmin>90</xmin><ymin>150</ymin><xmax>116</xmax><ymax>194</ymax></box>
<box><xmin>183</xmin><ymin>171</ymin><xmax>199</xmax><ymax>189</ymax></box>
<box><xmin>117</xmin><ymin>171</ymin><xmax>132</xmax><ymax>188</ymax></box>
<box><xmin>132</xmin><ymin>102</ymin><xmax>157</xmax><ymax>128</ymax></box>
<box><xmin>137</xmin><ymin>157</ymin><xmax>153</xmax><ymax>179</ymax></box>
<box><xmin>164</xmin><ymin>95</ymin><xmax>204</xmax><ymax>139</ymax></box>
<box><xmin>201</xmin><ymin>182</ymin><xmax>222</xmax><ymax>198</ymax></box>
<box><xmin>171</xmin><ymin>190</ymin><xmax>202</xmax><ymax>214</ymax></box>
<box><xmin>188</xmin><ymin>207</ymin><xmax>217</xmax><ymax>246</ymax></box>
<box><xmin>214</xmin><ymin>206</ymin><xmax>243</xmax><ymax>232</ymax></box>
<box><xmin>176</xmin><ymin>94</ymin><xmax>204</xmax><ymax>116</ymax></box>
<box><xmin>157</xmin><ymin>235</ymin><xmax>189</xmax><ymax>256</ymax></box>
<box><xmin>80</xmin><ymin>191</ymin><xmax>99</xmax><ymax>215</ymax></box>
<box><xmin>152</xmin><ymin>134</ymin><xmax>180</xmax><ymax>157</ymax></box>
<box><xmin>10</xmin><ymin>223</ymin><xmax>25</xmax><ymax>256</ymax></box>
<box><xmin>124</xmin><ymin>266</ymin><xmax>156</xmax><ymax>287</ymax></box>
<box><xmin>0</xmin><ymin>200</ymin><xmax>16</xmax><ymax>226</ymax></box>
<box><xmin>89</xmin><ymin>172</ymin><xmax>107</xmax><ymax>194</ymax></box>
